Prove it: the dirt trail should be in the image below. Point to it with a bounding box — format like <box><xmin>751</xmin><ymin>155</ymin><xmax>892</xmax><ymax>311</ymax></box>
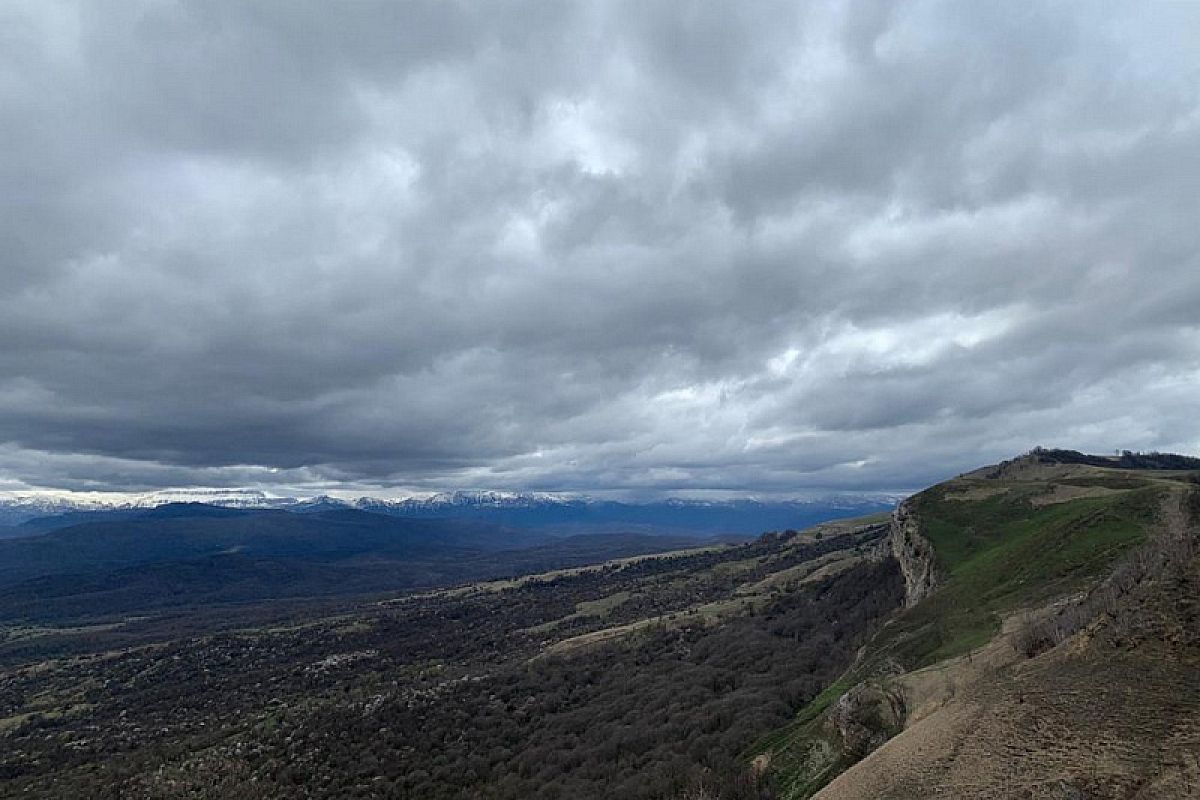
<box><xmin>1160</xmin><ymin>484</ymin><xmax>1191</xmax><ymax>542</ymax></box>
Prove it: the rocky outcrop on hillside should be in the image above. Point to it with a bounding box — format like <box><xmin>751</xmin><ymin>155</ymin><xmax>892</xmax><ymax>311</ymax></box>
<box><xmin>828</xmin><ymin>682</ymin><xmax>907</xmax><ymax>760</ymax></box>
<box><xmin>889</xmin><ymin>500</ymin><xmax>940</xmax><ymax>607</ymax></box>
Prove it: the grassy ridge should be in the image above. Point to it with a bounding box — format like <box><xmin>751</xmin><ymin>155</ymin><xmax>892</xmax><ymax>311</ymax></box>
<box><xmin>886</xmin><ymin>483</ymin><xmax>1157</xmax><ymax>668</ymax></box>
<box><xmin>762</xmin><ymin>469</ymin><xmax>1166</xmax><ymax>799</ymax></box>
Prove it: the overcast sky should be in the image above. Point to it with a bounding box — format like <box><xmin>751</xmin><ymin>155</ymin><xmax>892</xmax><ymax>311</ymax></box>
<box><xmin>1</xmin><ymin>1</ymin><xmax>1199</xmax><ymax>498</ymax></box>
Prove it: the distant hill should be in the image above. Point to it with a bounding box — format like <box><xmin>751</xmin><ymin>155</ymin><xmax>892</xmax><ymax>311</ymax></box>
<box><xmin>0</xmin><ymin>531</ymin><xmax>704</xmax><ymax>622</ymax></box>
<box><xmin>0</xmin><ymin>506</ymin><xmax>550</xmax><ymax>593</ymax></box>
<box><xmin>355</xmin><ymin>494</ymin><xmax>898</xmax><ymax>536</ymax></box>
<box><xmin>997</xmin><ymin>446</ymin><xmax>1200</xmax><ymax>472</ymax></box>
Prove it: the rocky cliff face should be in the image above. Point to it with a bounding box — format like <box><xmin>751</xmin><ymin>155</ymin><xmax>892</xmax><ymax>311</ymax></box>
<box><xmin>890</xmin><ymin>499</ymin><xmax>940</xmax><ymax>607</ymax></box>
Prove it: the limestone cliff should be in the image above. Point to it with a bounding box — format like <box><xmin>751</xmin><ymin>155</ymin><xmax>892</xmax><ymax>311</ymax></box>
<box><xmin>889</xmin><ymin>499</ymin><xmax>940</xmax><ymax>607</ymax></box>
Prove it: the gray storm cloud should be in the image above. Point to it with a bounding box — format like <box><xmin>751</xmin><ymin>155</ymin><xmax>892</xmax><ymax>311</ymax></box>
<box><xmin>1</xmin><ymin>1</ymin><xmax>1198</xmax><ymax>495</ymax></box>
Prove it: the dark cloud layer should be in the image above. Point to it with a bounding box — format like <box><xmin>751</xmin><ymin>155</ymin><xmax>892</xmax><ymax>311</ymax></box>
<box><xmin>1</xmin><ymin>1</ymin><xmax>1198</xmax><ymax>496</ymax></box>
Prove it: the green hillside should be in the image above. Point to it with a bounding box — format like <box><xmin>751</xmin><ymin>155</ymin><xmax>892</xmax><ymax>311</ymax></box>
<box><xmin>760</xmin><ymin>453</ymin><xmax>1194</xmax><ymax>799</ymax></box>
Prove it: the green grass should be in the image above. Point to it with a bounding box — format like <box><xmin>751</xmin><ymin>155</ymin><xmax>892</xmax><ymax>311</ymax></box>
<box><xmin>750</xmin><ymin>676</ymin><xmax>851</xmax><ymax>756</ymax></box>
<box><xmin>574</xmin><ymin>590</ymin><xmax>632</xmax><ymax>618</ymax></box>
<box><xmin>877</xmin><ymin>484</ymin><xmax>1157</xmax><ymax>670</ymax></box>
<box><xmin>747</xmin><ymin>676</ymin><xmax>854</xmax><ymax>798</ymax></box>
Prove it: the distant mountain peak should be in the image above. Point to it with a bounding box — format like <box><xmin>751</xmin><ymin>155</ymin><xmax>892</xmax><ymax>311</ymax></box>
<box><xmin>132</xmin><ymin>488</ymin><xmax>282</xmax><ymax>508</ymax></box>
<box><xmin>361</xmin><ymin>491</ymin><xmax>582</xmax><ymax>510</ymax></box>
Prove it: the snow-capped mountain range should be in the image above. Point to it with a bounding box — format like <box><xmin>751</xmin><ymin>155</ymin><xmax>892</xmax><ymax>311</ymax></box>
<box><xmin>0</xmin><ymin>488</ymin><xmax>904</xmax><ymax>533</ymax></box>
<box><xmin>0</xmin><ymin>489</ymin><xmax>283</xmax><ymax>525</ymax></box>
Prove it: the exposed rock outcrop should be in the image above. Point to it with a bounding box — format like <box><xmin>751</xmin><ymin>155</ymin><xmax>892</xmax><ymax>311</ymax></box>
<box><xmin>827</xmin><ymin>682</ymin><xmax>907</xmax><ymax>760</ymax></box>
<box><xmin>889</xmin><ymin>499</ymin><xmax>941</xmax><ymax>607</ymax></box>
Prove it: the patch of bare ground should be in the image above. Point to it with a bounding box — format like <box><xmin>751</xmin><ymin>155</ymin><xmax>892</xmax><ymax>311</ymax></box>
<box><xmin>820</xmin><ymin>639</ymin><xmax>1200</xmax><ymax>799</ymax></box>
<box><xmin>816</xmin><ymin>488</ymin><xmax>1200</xmax><ymax>800</ymax></box>
<box><xmin>942</xmin><ymin>485</ymin><xmax>1012</xmax><ymax>502</ymax></box>
<box><xmin>379</xmin><ymin>544</ymin><xmax>731</xmax><ymax>604</ymax></box>
<box><xmin>1029</xmin><ymin>483</ymin><xmax>1122</xmax><ymax>507</ymax></box>
<box><xmin>548</xmin><ymin>550</ymin><xmax>875</xmax><ymax>657</ymax></box>
<box><xmin>962</xmin><ymin>460</ymin><xmax>1100</xmax><ymax>483</ymax></box>
<box><xmin>538</xmin><ymin>591</ymin><xmax>766</xmax><ymax>658</ymax></box>
<box><xmin>736</xmin><ymin>551</ymin><xmax>866</xmax><ymax>597</ymax></box>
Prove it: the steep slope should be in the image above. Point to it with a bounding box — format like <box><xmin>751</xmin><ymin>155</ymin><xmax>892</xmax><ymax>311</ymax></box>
<box><xmin>757</xmin><ymin>451</ymin><xmax>1200</xmax><ymax>799</ymax></box>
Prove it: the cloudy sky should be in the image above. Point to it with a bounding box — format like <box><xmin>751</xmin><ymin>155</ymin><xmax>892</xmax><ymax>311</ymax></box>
<box><xmin>1</xmin><ymin>1</ymin><xmax>1199</xmax><ymax>498</ymax></box>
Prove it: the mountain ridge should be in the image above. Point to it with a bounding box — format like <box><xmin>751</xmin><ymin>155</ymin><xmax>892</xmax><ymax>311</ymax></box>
<box><xmin>0</xmin><ymin>491</ymin><xmax>900</xmax><ymax>539</ymax></box>
<box><xmin>756</xmin><ymin>448</ymin><xmax>1200</xmax><ymax>799</ymax></box>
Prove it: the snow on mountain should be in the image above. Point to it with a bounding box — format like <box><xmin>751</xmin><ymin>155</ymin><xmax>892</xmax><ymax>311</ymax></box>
<box><xmin>0</xmin><ymin>487</ymin><xmax>902</xmax><ymax>528</ymax></box>
<box><xmin>130</xmin><ymin>488</ymin><xmax>293</xmax><ymax>509</ymax></box>
<box><xmin>0</xmin><ymin>495</ymin><xmax>114</xmax><ymax>526</ymax></box>
<box><xmin>0</xmin><ymin>489</ymin><xmax>298</xmax><ymax>526</ymax></box>
<box><xmin>0</xmin><ymin>490</ymin><xmax>584</xmax><ymax>527</ymax></box>
<box><xmin>355</xmin><ymin>491</ymin><xmax>582</xmax><ymax>513</ymax></box>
